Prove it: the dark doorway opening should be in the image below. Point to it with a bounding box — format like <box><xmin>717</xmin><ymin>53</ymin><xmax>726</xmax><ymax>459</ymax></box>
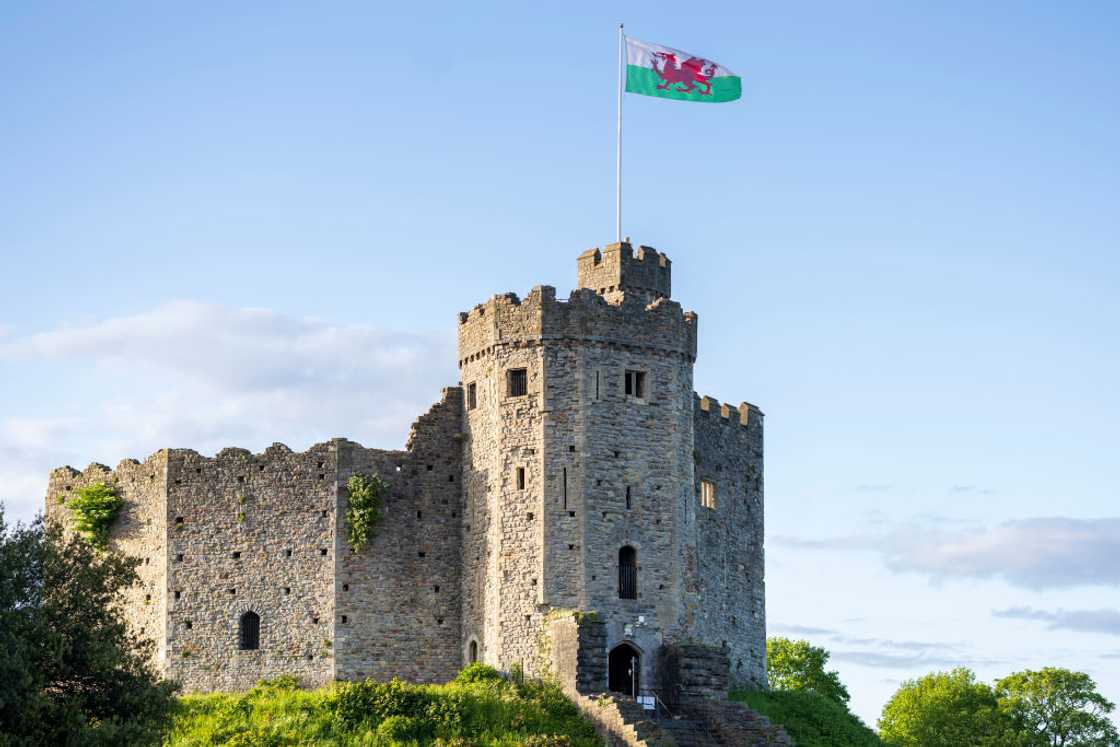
<box><xmin>239</xmin><ymin>611</ymin><xmax>260</xmax><ymax>650</ymax></box>
<box><xmin>608</xmin><ymin>643</ymin><xmax>640</xmax><ymax>696</ymax></box>
<box><xmin>468</xmin><ymin>640</ymin><xmax>478</xmax><ymax>663</ymax></box>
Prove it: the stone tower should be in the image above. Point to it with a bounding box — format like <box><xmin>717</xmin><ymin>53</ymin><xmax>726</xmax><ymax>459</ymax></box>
<box><xmin>458</xmin><ymin>242</ymin><xmax>765</xmax><ymax>691</ymax></box>
<box><xmin>44</xmin><ymin>240</ymin><xmax>766</xmax><ymax>697</ymax></box>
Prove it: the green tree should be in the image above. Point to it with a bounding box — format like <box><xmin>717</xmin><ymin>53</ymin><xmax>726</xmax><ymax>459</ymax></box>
<box><xmin>996</xmin><ymin>667</ymin><xmax>1119</xmax><ymax>747</ymax></box>
<box><xmin>878</xmin><ymin>668</ymin><xmax>1016</xmax><ymax>747</ymax></box>
<box><xmin>767</xmin><ymin>637</ymin><xmax>851</xmax><ymax>705</ymax></box>
<box><xmin>0</xmin><ymin>508</ymin><xmax>177</xmax><ymax>746</ymax></box>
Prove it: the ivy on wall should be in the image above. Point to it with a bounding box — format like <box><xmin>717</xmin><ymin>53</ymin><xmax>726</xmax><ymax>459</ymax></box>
<box><xmin>65</xmin><ymin>482</ymin><xmax>124</xmax><ymax>548</ymax></box>
<box><xmin>345</xmin><ymin>473</ymin><xmax>387</xmax><ymax>553</ymax></box>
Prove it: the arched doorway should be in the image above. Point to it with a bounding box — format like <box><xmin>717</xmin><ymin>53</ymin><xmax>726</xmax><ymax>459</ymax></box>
<box><xmin>608</xmin><ymin>643</ymin><xmax>640</xmax><ymax>696</ymax></box>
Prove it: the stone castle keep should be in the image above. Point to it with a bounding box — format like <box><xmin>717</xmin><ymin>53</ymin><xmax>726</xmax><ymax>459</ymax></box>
<box><xmin>46</xmin><ymin>242</ymin><xmax>767</xmax><ymax>700</ymax></box>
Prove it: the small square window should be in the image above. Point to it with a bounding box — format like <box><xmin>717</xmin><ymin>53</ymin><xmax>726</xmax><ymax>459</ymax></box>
<box><xmin>467</xmin><ymin>382</ymin><xmax>477</xmax><ymax>410</ymax></box>
<box><xmin>320</xmin><ymin>548</ymin><xmax>328</xmax><ymax>556</ymax></box>
<box><xmin>231</xmin><ymin>551</ymin><xmax>241</xmax><ymax>560</ymax></box>
<box><xmin>624</xmin><ymin>370</ymin><xmax>646</xmax><ymax>399</ymax></box>
<box><xmin>341</xmin><ymin>615</ymin><xmax>348</xmax><ymax>624</ymax></box>
<box><xmin>516</xmin><ymin>467</ymin><xmax>526</xmax><ymax>491</ymax></box>
<box><xmin>175</xmin><ymin>553</ymin><xmax>184</xmax><ymax>562</ymax></box>
<box><xmin>343</xmin><ymin>583</ymin><xmax>350</xmax><ymax>591</ymax></box>
<box><xmin>283</xmin><ymin>587</ymin><xmax>291</xmax><ymax>595</ymax></box>
<box><xmin>285</xmin><ymin>549</ymin><xmax>293</xmax><ymax>557</ymax></box>
<box><xmin>700</xmin><ymin>479</ymin><xmax>717</xmax><ymax>509</ymax></box>
<box><xmin>507</xmin><ymin>368</ymin><xmax>528</xmax><ymax>397</ymax></box>
<box><xmin>174</xmin><ymin>590</ymin><xmax>181</xmax><ymax>600</ymax></box>
<box><xmin>185</xmin><ymin>620</ymin><xmax>193</xmax><ymax>629</ymax></box>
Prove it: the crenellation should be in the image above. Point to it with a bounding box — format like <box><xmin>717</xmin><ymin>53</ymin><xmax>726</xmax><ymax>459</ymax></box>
<box><xmin>44</xmin><ymin>240</ymin><xmax>766</xmax><ymax>697</ymax></box>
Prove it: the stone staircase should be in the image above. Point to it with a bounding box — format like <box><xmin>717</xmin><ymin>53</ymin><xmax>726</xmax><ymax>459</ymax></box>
<box><xmin>569</xmin><ymin>690</ymin><xmax>790</xmax><ymax>746</ymax></box>
<box><xmin>657</xmin><ymin>716</ymin><xmax>720</xmax><ymax>747</ymax></box>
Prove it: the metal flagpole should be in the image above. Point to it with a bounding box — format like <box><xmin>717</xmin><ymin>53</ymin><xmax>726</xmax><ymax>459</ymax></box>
<box><xmin>616</xmin><ymin>23</ymin><xmax>624</xmax><ymax>243</ymax></box>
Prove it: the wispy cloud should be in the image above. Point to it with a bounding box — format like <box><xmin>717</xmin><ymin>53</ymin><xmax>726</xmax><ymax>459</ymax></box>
<box><xmin>775</xmin><ymin>517</ymin><xmax>1120</xmax><ymax>590</ymax></box>
<box><xmin>0</xmin><ymin>302</ymin><xmax>456</xmax><ymax>523</ymax></box>
<box><xmin>993</xmin><ymin>607</ymin><xmax>1120</xmax><ymax>636</ymax></box>
<box><xmin>771</xmin><ymin>621</ymin><xmax>994</xmax><ymax>670</ymax></box>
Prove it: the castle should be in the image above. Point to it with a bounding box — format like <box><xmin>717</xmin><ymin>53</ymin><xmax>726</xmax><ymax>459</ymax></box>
<box><xmin>46</xmin><ymin>242</ymin><xmax>767</xmax><ymax>699</ymax></box>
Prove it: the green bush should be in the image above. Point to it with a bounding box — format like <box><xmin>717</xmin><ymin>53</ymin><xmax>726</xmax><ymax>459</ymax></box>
<box><xmin>169</xmin><ymin>668</ymin><xmax>601</xmax><ymax>746</ymax></box>
<box><xmin>344</xmin><ymin>473</ymin><xmax>386</xmax><ymax>553</ymax></box>
<box><xmin>65</xmin><ymin>482</ymin><xmax>124</xmax><ymax>547</ymax></box>
<box><xmin>732</xmin><ymin>689</ymin><xmax>883</xmax><ymax>747</ymax></box>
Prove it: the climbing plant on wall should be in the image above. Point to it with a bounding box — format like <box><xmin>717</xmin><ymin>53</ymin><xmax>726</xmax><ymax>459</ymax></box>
<box><xmin>65</xmin><ymin>482</ymin><xmax>124</xmax><ymax>548</ymax></box>
<box><xmin>345</xmin><ymin>473</ymin><xmax>387</xmax><ymax>553</ymax></box>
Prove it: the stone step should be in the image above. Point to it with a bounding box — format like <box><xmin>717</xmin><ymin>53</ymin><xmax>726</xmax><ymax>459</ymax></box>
<box><xmin>658</xmin><ymin>717</ymin><xmax>721</xmax><ymax>747</ymax></box>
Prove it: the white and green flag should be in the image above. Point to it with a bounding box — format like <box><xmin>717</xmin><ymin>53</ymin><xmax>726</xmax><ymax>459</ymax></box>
<box><xmin>625</xmin><ymin>36</ymin><xmax>741</xmax><ymax>103</ymax></box>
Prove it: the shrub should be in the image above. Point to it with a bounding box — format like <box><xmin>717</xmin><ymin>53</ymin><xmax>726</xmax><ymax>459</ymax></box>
<box><xmin>453</xmin><ymin>662</ymin><xmax>505</xmax><ymax>685</ymax></box>
<box><xmin>344</xmin><ymin>473</ymin><xmax>386</xmax><ymax>553</ymax></box>
<box><xmin>733</xmin><ymin>689</ymin><xmax>883</xmax><ymax>747</ymax></box>
<box><xmin>65</xmin><ymin>482</ymin><xmax>124</xmax><ymax>547</ymax></box>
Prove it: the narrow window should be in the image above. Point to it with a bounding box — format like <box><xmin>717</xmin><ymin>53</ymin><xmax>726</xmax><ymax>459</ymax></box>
<box><xmin>562</xmin><ymin>467</ymin><xmax>568</xmax><ymax>510</ymax></box>
<box><xmin>239</xmin><ymin>611</ymin><xmax>260</xmax><ymax>650</ymax></box>
<box><xmin>469</xmin><ymin>640</ymin><xmax>479</xmax><ymax>663</ymax></box>
<box><xmin>700</xmin><ymin>479</ymin><xmax>717</xmax><ymax>509</ymax></box>
<box><xmin>467</xmin><ymin>382</ymin><xmax>477</xmax><ymax>410</ymax></box>
<box><xmin>594</xmin><ymin>370</ymin><xmax>601</xmax><ymax>400</ymax></box>
<box><xmin>618</xmin><ymin>546</ymin><xmax>637</xmax><ymax>600</ymax></box>
<box><xmin>625</xmin><ymin>486</ymin><xmax>631</xmax><ymax>510</ymax></box>
<box><xmin>624</xmin><ymin>370</ymin><xmax>646</xmax><ymax>399</ymax></box>
<box><xmin>516</xmin><ymin>467</ymin><xmax>526</xmax><ymax>491</ymax></box>
<box><xmin>507</xmin><ymin>368</ymin><xmax>528</xmax><ymax>397</ymax></box>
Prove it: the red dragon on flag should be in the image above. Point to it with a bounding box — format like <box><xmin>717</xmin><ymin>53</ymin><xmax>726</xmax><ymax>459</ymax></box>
<box><xmin>649</xmin><ymin>51</ymin><xmax>719</xmax><ymax>96</ymax></box>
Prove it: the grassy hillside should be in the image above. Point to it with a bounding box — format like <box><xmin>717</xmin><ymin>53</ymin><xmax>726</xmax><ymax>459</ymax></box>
<box><xmin>166</xmin><ymin>665</ymin><xmax>600</xmax><ymax>746</ymax></box>
<box><xmin>731</xmin><ymin>689</ymin><xmax>883</xmax><ymax>747</ymax></box>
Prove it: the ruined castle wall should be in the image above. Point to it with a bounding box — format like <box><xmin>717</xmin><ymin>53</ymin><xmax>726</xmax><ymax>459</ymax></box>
<box><xmin>334</xmin><ymin>388</ymin><xmax>464</xmax><ymax>683</ymax></box>
<box><xmin>691</xmin><ymin>396</ymin><xmax>767</xmax><ymax>688</ymax></box>
<box><xmin>163</xmin><ymin>442</ymin><xmax>339</xmax><ymax>691</ymax></box>
<box><xmin>46</xmin><ymin>454</ymin><xmax>170</xmax><ymax>672</ymax></box>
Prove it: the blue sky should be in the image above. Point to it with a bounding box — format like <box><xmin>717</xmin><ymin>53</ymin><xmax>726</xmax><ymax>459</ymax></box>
<box><xmin>2</xmin><ymin>0</ymin><xmax>1118</xmax><ymax>727</ymax></box>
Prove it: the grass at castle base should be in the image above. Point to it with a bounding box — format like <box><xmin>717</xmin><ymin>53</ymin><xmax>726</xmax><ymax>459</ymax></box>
<box><xmin>166</xmin><ymin>665</ymin><xmax>600</xmax><ymax>746</ymax></box>
<box><xmin>731</xmin><ymin>687</ymin><xmax>884</xmax><ymax>747</ymax></box>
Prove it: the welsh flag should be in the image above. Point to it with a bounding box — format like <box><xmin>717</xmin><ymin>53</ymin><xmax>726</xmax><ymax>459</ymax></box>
<box><xmin>625</xmin><ymin>36</ymin><xmax>741</xmax><ymax>103</ymax></box>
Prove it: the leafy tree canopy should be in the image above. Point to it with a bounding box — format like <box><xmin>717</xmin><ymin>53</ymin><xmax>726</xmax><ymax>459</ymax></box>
<box><xmin>767</xmin><ymin>636</ymin><xmax>851</xmax><ymax>705</ymax></box>
<box><xmin>996</xmin><ymin>667</ymin><xmax>1119</xmax><ymax>747</ymax></box>
<box><xmin>878</xmin><ymin>668</ymin><xmax>1020</xmax><ymax>747</ymax></box>
<box><xmin>0</xmin><ymin>508</ymin><xmax>177</xmax><ymax>746</ymax></box>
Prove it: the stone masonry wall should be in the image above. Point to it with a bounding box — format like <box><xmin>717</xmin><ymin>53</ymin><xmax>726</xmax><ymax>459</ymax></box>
<box><xmin>164</xmin><ymin>441</ymin><xmax>338</xmax><ymax>691</ymax></box>
<box><xmin>334</xmin><ymin>387</ymin><xmax>464</xmax><ymax>683</ymax></box>
<box><xmin>47</xmin><ymin>454</ymin><xmax>169</xmax><ymax>672</ymax></box>
<box><xmin>691</xmin><ymin>396</ymin><xmax>767</xmax><ymax>688</ymax></box>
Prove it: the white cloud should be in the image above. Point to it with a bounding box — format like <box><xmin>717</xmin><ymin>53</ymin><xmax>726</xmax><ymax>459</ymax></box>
<box><xmin>0</xmin><ymin>302</ymin><xmax>456</xmax><ymax>524</ymax></box>
<box><xmin>993</xmin><ymin>607</ymin><xmax>1120</xmax><ymax>636</ymax></box>
<box><xmin>776</xmin><ymin>517</ymin><xmax>1120</xmax><ymax>590</ymax></box>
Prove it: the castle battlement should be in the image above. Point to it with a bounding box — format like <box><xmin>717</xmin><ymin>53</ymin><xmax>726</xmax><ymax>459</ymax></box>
<box><xmin>458</xmin><ymin>250</ymin><xmax>697</xmax><ymax>365</ymax></box>
<box><xmin>696</xmin><ymin>395</ymin><xmax>764</xmax><ymax>427</ymax></box>
<box><xmin>577</xmin><ymin>241</ymin><xmax>672</xmax><ymax>303</ymax></box>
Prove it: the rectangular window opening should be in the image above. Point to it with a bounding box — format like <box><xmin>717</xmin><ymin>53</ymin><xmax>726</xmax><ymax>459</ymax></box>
<box><xmin>625</xmin><ymin>486</ymin><xmax>631</xmax><ymax>510</ymax></box>
<box><xmin>467</xmin><ymin>382</ymin><xmax>477</xmax><ymax>410</ymax></box>
<box><xmin>700</xmin><ymin>479</ymin><xmax>717</xmax><ymax>509</ymax></box>
<box><xmin>507</xmin><ymin>368</ymin><xmax>528</xmax><ymax>397</ymax></box>
<box><xmin>516</xmin><ymin>467</ymin><xmax>526</xmax><ymax>491</ymax></box>
<box><xmin>562</xmin><ymin>467</ymin><xmax>568</xmax><ymax>510</ymax></box>
<box><xmin>624</xmin><ymin>370</ymin><xmax>646</xmax><ymax>399</ymax></box>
